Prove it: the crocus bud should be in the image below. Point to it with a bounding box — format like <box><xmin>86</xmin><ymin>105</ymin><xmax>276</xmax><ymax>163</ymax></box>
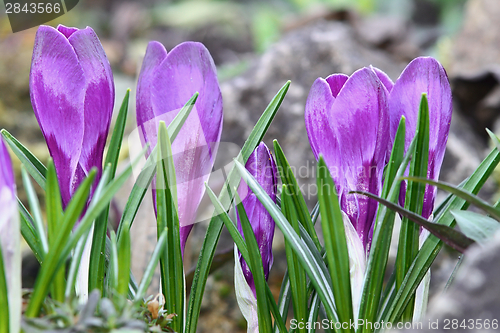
<box><xmin>29</xmin><ymin>25</ymin><xmax>114</xmax><ymax>208</ymax></box>
<box><xmin>305</xmin><ymin>67</ymin><xmax>390</xmax><ymax>251</ymax></box>
<box><xmin>136</xmin><ymin>41</ymin><xmax>223</xmax><ymax>254</ymax></box>
<box><xmin>386</xmin><ymin>57</ymin><xmax>452</xmax><ymax>218</ymax></box>
<box><xmin>0</xmin><ymin>138</ymin><xmax>21</xmax><ymax>333</ymax></box>
<box><xmin>305</xmin><ymin>68</ymin><xmax>390</xmax><ymax>314</ymax></box>
<box><xmin>234</xmin><ymin>142</ymin><xmax>278</xmax><ymax>333</ymax></box>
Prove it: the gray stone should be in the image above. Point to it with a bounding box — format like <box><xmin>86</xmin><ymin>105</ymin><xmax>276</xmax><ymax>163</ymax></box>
<box><xmin>404</xmin><ymin>230</ymin><xmax>500</xmax><ymax>333</ymax></box>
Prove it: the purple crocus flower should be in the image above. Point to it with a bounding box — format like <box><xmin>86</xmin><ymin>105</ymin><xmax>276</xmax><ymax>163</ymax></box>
<box><xmin>0</xmin><ymin>138</ymin><xmax>21</xmax><ymax>333</ymax></box>
<box><xmin>234</xmin><ymin>142</ymin><xmax>277</xmax><ymax>333</ymax></box>
<box><xmin>29</xmin><ymin>25</ymin><xmax>114</xmax><ymax>208</ymax></box>
<box><xmin>305</xmin><ymin>67</ymin><xmax>390</xmax><ymax>251</ymax></box>
<box><xmin>386</xmin><ymin>57</ymin><xmax>452</xmax><ymax>219</ymax></box>
<box><xmin>136</xmin><ymin>41</ymin><xmax>223</xmax><ymax>254</ymax></box>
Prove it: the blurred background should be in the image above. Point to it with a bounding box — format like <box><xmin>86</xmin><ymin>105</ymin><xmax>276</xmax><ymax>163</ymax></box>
<box><xmin>1</xmin><ymin>0</ymin><xmax>500</xmax><ymax>331</ymax></box>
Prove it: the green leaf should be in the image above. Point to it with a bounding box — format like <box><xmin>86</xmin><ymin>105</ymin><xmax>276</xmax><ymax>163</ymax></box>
<box><xmin>18</xmin><ymin>200</ymin><xmax>44</xmax><ymax>263</ymax></box>
<box><xmin>205</xmin><ymin>184</ymin><xmax>287</xmax><ymax>333</ymax></box>
<box><xmin>109</xmin><ymin>231</ymin><xmax>119</xmax><ymax>293</ymax></box>
<box><xmin>237</xmin><ymin>198</ymin><xmax>273</xmax><ymax>333</ymax></box>
<box><xmin>185</xmin><ymin>81</ymin><xmax>290</xmax><ymax>333</ymax></box>
<box><xmin>116</xmin><ymin>92</ymin><xmax>198</xmax><ymax>241</ymax></box>
<box><xmin>380</xmin><ymin>147</ymin><xmax>500</xmax><ymax>327</ymax></box>
<box><xmin>1</xmin><ymin>129</ymin><xmax>46</xmax><ymax>189</ymax></box>
<box><xmin>274</xmin><ymin>140</ymin><xmax>320</xmax><ymax>249</ymax></box>
<box><xmin>353</xmin><ymin>191</ymin><xmax>474</xmax><ymax>252</ymax></box>
<box><xmin>316</xmin><ymin>157</ymin><xmax>353</xmax><ymax>332</ymax></box>
<box><xmin>404</xmin><ymin>177</ymin><xmax>500</xmax><ymax>221</ymax></box>
<box><xmin>89</xmin><ymin>89</ymin><xmax>130</xmax><ymax>293</ymax></box>
<box><xmin>396</xmin><ymin>94</ymin><xmax>429</xmax><ymax>320</ymax></box>
<box><xmin>156</xmin><ymin>121</ymin><xmax>184</xmax><ymax>332</ymax></box>
<box><xmin>45</xmin><ymin>161</ymin><xmax>65</xmax><ymax>302</ymax></box>
<box><xmin>21</xmin><ymin>166</ymin><xmax>48</xmax><ymax>255</ymax></box>
<box><xmin>65</xmin><ymin>230</ymin><xmax>90</xmax><ymax>300</ymax></box>
<box><xmin>234</xmin><ymin>159</ymin><xmax>339</xmax><ymax>323</ymax></box>
<box><xmin>135</xmin><ymin>229</ymin><xmax>168</xmax><ymax>301</ymax></box>
<box><xmin>281</xmin><ymin>185</ymin><xmax>307</xmax><ymax>333</ymax></box>
<box><xmin>117</xmin><ymin>227</ymin><xmax>131</xmax><ymax>296</ymax></box>
<box><xmin>25</xmin><ymin>169</ymin><xmax>96</xmax><ymax>317</ymax></box>
<box><xmin>358</xmin><ymin>118</ymin><xmax>410</xmax><ymax>333</ymax></box>
<box><xmin>451</xmin><ymin>210</ymin><xmax>500</xmax><ymax>244</ymax></box>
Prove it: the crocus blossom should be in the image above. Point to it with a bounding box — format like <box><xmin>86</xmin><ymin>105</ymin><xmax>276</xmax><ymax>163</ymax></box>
<box><xmin>234</xmin><ymin>142</ymin><xmax>278</xmax><ymax>333</ymax></box>
<box><xmin>136</xmin><ymin>41</ymin><xmax>223</xmax><ymax>254</ymax></box>
<box><xmin>30</xmin><ymin>25</ymin><xmax>115</xmax><ymax>208</ymax></box>
<box><xmin>305</xmin><ymin>67</ymin><xmax>390</xmax><ymax>251</ymax></box>
<box><xmin>0</xmin><ymin>138</ymin><xmax>21</xmax><ymax>333</ymax></box>
<box><xmin>386</xmin><ymin>56</ymin><xmax>452</xmax><ymax>218</ymax></box>
<box><xmin>305</xmin><ymin>67</ymin><xmax>390</xmax><ymax>315</ymax></box>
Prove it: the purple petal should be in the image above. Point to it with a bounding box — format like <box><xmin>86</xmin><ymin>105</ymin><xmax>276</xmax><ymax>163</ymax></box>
<box><xmin>325</xmin><ymin>74</ymin><xmax>349</xmax><ymax>98</ymax></box>
<box><xmin>372</xmin><ymin>66</ymin><xmax>394</xmax><ymax>92</ymax></box>
<box><xmin>305</xmin><ymin>77</ymin><xmax>342</xmax><ymax>184</ymax></box>
<box><xmin>137</xmin><ymin>41</ymin><xmax>223</xmax><ymax>254</ymax></box>
<box><xmin>136</xmin><ymin>41</ymin><xmax>168</xmax><ymax>153</ymax></box>
<box><xmin>389</xmin><ymin>57</ymin><xmax>452</xmax><ymax>218</ymax></box>
<box><xmin>237</xmin><ymin>142</ymin><xmax>277</xmax><ymax>296</ymax></box>
<box><xmin>329</xmin><ymin>68</ymin><xmax>389</xmax><ymax>248</ymax></box>
<box><xmin>68</xmin><ymin>27</ymin><xmax>114</xmax><ymax>187</ymax></box>
<box><xmin>57</xmin><ymin>24</ymin><xmax>78</xmax><ymax>38</ymax></box>
<box><xmin>30</xmin><ymin>25</ymin><xmax>85</xmax><ymax>206</ymax></box>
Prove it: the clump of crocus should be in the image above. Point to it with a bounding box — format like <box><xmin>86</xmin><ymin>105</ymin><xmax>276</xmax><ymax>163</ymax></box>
<box><xmin>136</xmin><ymin>41</ymin><xmax>223</xmax><ymax>254</ymax></box>
<box><xmin>30</xmin><ymin>25</ymin><xmax>114</xmax><ymax>208</ymax></box>
<box><xmin>305</xmin><ymin>56</ymin><xmax>452</xmax><ymax>318</ymax></box>
<box><xmin>234</xmin><ymin>142</ymin><xmax>278</xmax><ymax>333</ymax></box>
<box><xmin>305</xmin><ymin>67</ymin><xmax>389</xmax><ymax>313</ymax></box>
<box><xmin>0</xmin><ymin>137</ymin><xmax>21</xmax><ymax>333</ymax></box>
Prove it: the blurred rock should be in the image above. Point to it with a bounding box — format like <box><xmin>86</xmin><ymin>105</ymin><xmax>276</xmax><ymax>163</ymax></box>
<box><xmin>449</xmin><ymin>0</ymin><xmax>500</xmax><ymax>139</ymax></box>
<box><xmin>403</xmin><ymin>229</ymin><xmax>500</xmax><ymax>333</ymax></box>
<box><xmin>449</xmin><ymin>0</ymin><xmax>500</xmax><ymax>78</ymax></box>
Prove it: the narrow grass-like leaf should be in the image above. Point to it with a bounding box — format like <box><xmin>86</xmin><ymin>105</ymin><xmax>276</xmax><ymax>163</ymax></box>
<box><xmin>45</xmin><ymin>161</ymin><xmax>65</xmax><ymax>302</ymax></box>
<box><xmin>404</xmin><ymin>177</ymin><xmax>500</xmax><ymax>220</ymax></box>
<box><xmin>317</xmin><ymin>157</ymin><xmax>353</xmax><ymax>332</ymax></box>
<box><xmin>396</xmin><ymin>94</ymin><xmax>429</xmax><ymax>320</ymax></box>
<box><xmin>281</xmin><ymin>185</ymin><xmax>307</xmax><ymax>332</ymax></box>
<box><xmin>234</xmin><ymin>160</ymin><xmax>339</xmax><ymax>323</ymax></box>
<box><xmin>307</xmin><ymin>292</ymin><xmax>321</xmax><ymax>333</ymax></box>
<box><xmin>237</xmin><ymin>199</ymin><xmax>273</xmax><ymax>333</ymax></box>
<box><xmin>354</xmin><ymin>191</ymin><xmax>474</xmax><ymax>252</ymax></box>
<box><xmin>90</xmin><ymin>89</ymin><xmax>130</xmax><ymax>293</ymax></box>
<box><xmin>109</xmin><ymin>231</ymin><xmax>119</xmax><ymax>293</ymax></box>
<box><xmin>135</xmin><ymin>229</ymin><xmax>168</xmax><ymax>301</ymax></box>
<box><xmin>156</xmin><ymin>121</ymin><xmax>183</xmax><ymax>332</ymax></box>
<box><xmin>0</xmin><ymin>245</ymin><xmax>9</xmax><ymax>333</ymax></box>
<box><xmin>274</xmin><ymin>140</ymin><xmax>320</xmax><ymax>249</ymax></box>
<box><xmin>1</xmin><ymin>129</ymin><xmax>46</xmax><ymax>189</ymax></box>
<box><xmin>21</xmin><ymin>166</ymin><xmax>48</xmax><ymax>255</ymax></box>
<box><xmin>65</xmin><ymin>231</ymin><xmax>90</xmax><ymax>300</ymax></box>
<box><xmin>186</xmin><ymin>81</ymin><xmax>290</xmax><ymax>333</ymax></box>
<box><xmin>25</xmin><ymin>169</ymin><xmax>96</xmax><ymax>317</ymax></box>
<box><xmin>357</xmin><ymin>119</ymin><xmax>410</xmax><ymax>333</ymax></box>
<box><xmin>116</xmin><ymin>93</ymin><xmax>197</xmax><ymax>241</ymax></box>
<box><xmin>486</xmin><ymin>128</ymin><xmax>500</xmax><ymax>153</ymax></box>
<box><xmin>117</xmin><ymin>227</ymin><xmax>131</xmax><ymax>296</ymax></box>
<box><xmin>380</xmin><ymin>147</ymin><xmax>500</xmax><ymax>326</ymax></box>
<box><xmin>61</xmin><ymin>150</ymin><xmax>143</xmax><ymax>278</ymax></box>
<box><xmin>18</xmin><ymin>200</ymin><xmax>44</xmax><ymax>263</ymax></box>
<box><xmin>451</xmin><ymin>210</ymin><xmax>500</xmax><ymax>244</ymax></box>
<box><xmin>206</xmin><ymin>184</ymin><xmax>286</xmax><ymax>333</ymax></box>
